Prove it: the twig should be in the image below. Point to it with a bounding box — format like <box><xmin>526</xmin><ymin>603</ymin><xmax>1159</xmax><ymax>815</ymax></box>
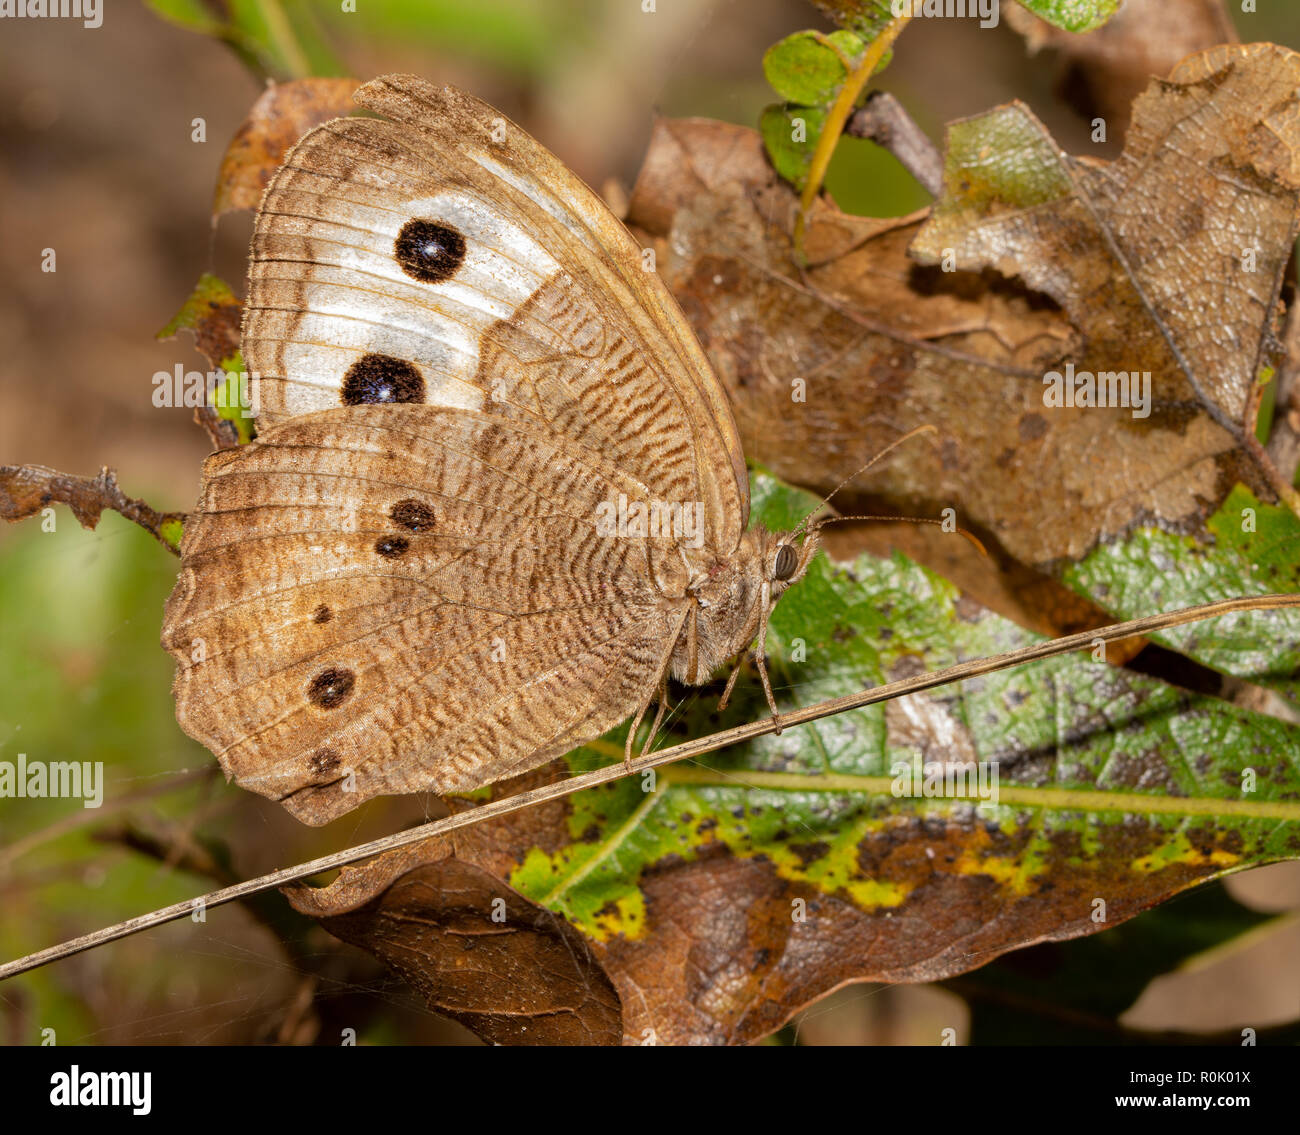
<box><xmin>1</xmin><ymin>593</ymin><xmax>1296</xmax><ymax>984</ymax></box>
<box><xmin>0</xmin><ymin>464</ymin><xmax>183</xmax><ymax>555</ymax></box>
<box><xmin>844</xmin><ymin>90</ymin><xmax>943</xmax><ymax>198</ymax></box>
<box><xmin>193</xmin><ymin>405</ymin><xmax>241</xmax><ymax>451</ymax></box>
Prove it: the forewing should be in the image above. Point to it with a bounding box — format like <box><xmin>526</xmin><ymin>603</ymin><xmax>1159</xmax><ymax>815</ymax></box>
<box><xmin>244</xmin><ymin>74</ymin><xmax>747</xmax><ymax>554</ymax></box>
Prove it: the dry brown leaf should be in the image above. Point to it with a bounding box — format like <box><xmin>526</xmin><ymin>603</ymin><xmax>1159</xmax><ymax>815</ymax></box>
<box><xmin>1005</xmin><ymin>0</ymin><xmax>1238</xmax><ymax>135</ymax></box>
<box><xmin>213</xmin><ymin>78</ymin><xmax>362</xmax><ymax>218</ymax></box>
<box><xmin>286</xmin><ymin>836</ymin><xmax>622</xmax><ymax>1046</ymax></box>
<box><xmin>288</xmin><ymin>743</ymin><xmax>1279</xmax><ymax>1047</ymax></box>
<box><xmin>626</xmin><ymin>47</ymin><xmax>1298</xmax><ymax>580</ymax></box>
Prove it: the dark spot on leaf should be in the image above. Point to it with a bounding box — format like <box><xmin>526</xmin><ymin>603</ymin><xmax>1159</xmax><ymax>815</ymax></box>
<box><xmin>308</xmin><ymin>667</ymin><xmax>355</xmax><ymax>709</ymax></box>
<box><xmin>395</xmin><ymin>218</ymin><xmax>466</xmax><ymax>283</ymax></box>
<box><xmin>391</xmin><ymin>498</ymin><xmax>436</xmax><ymax>532</ymax></box>
<box><xmin>789</xmin><ymin>841</ymin><xmax>830</xmax><ymax>869</ymax></box>
<box><xmin>1018</xmin><ymin>411</ymin><xmax>1048</xmax><ymax>441</ymax></box>
<box><xmin>376</xmin><ymin>536</ymin><xmax>410</xmax><ymax>559</ymax></box>
<box><xmin>342</xmin><ymin>353</ymin><xmax>425</xmax><ymax>405</ymax></box>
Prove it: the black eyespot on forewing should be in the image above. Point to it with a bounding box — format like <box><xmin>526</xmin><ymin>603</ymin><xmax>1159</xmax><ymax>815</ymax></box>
<box><xmin>312</xmin><ymin>604</ymin><xmax>332</xmax><ymax>624</ymax></box>
<box><xmin>375</xmin><ymin>536</ymin><xmax>410</xmax><ymax>559</ymax></box>
<box><xmin>308</xmin><ymin>667</ymin><xmax>354</xmax><ymax>710</ymax></box>
<box><xmin>342</xmin><ymin>354</ymin><xmax>426</xmax><ymax>405</ymax></box>
<box><xmin>395</xmin><ymin>219</ymin><xmax>466</xmax><ymax>283</ymax></box>
<box><xmin>773</xmin><ymin>544</ymin><xmax>798</xmax><ymax>581</ymax></box>
<box><xmin>390</xmin><ymin>498</ymin><xmax>436</xmax><ymax>532</ymax></box>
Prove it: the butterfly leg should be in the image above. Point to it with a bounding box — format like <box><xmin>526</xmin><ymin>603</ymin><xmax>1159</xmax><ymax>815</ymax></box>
<box><xmin>717</xmin><ymin>657</ymin><xmax>744</xmax><ymax>712</ymax></box>
<box><xmin>623</xmin><ymin>698</ymin><xmax>650</xmax><ymax>772</ymax></box>
<box><xmin>755</xmin><ymin>651</ymin><xmax>783</xmax><ymax>734</ymax></box>
<box><xmin>685</xmin><ymin>600</ymin><xmax>700</xmax><ymax>685</ymax></box>
<box><xmin>754</xmin><ymin>585</ymin><xmax>783</xmax><ymax>734</ymax></box>
<box><xmin>622</xmin><ymin>679</ymin><xmax>668</xmax><ymax>771</ymax></box>
<box><xmin>623</xmin><ymin>610</ymin><xmax>688</xmax><ymax>773</ymax></box>
<box><xmin>640</xmin><ymin>674</ymin><xmax>670</xmax><ymax>759</ymax></box>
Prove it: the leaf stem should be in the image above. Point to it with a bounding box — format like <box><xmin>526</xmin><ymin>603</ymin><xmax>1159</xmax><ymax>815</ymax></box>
<box><xmin>794</xmin><ymin>14</ymin><xmax>911</xmax><ymax>253</ymax></box>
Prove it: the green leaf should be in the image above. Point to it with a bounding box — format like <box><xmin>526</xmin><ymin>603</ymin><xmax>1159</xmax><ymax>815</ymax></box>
<box><xmin>1065</xmin><ymin>485</ymin><xmax>1300</xmax><ymax>707</ymax></box>
<box><xmin>807</xmin><ymin>0</ymin><xmax>896</xmax><ymax>40</ymax></box>
<box><xmin>763</xmin><ymin>30</ymin><xmax>864</xmax><ymax>106</ymax></box>
<box><xmin>506</xmin><ymin>472</ymin><xmax>1300</xmax><ymax>970</ymax></box>
<box><xmin>760</xmin><ymin>104</ymin><xmax>827</xmax><ymax>191</ymax></box>
<box><xmin>1015</xmin><ymin>0</ymin><xmax>1121</xmax><ymax>33</ymax></box>
<box><xmin>159</xmin><ymin>516</ymin><xmax>185</xmax><ymax>552</ymax></box>
<box><xmin>212</xmin><ymin>353</ymin><xmax>255</xmax><ymax>445</ymax></box>
<box><xmin>817</xmin><ymin>0</ymin><xmax>1120</xmax><ymax>36</ymax></box>
<box><xmin>157</xmin><ymin>274</ymin><xmax>255</xmax><ymax>444</ymax></box>
<box><xmin>156</xmin><ymin>273</ymin><xmax>241</xmax><ymax>369</ymax></box>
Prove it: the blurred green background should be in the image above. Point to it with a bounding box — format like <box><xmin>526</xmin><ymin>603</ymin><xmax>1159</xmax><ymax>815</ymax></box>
<box><xmin>2</xmin><ymin>0</ymin><xmax>1299</xmax><ymax>1046</ymax></box>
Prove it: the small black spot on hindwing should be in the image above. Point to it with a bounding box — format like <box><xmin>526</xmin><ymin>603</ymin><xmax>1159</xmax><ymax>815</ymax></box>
<box><xmin>312</xmin><ymin>604</ymin><xmax>332</xmax><ymax>624</ymax></box>
<box><xmin>391</xmin><ymin>498</ymin><xmax>436</xmax><ymax>532</ymax></box>
<box><xmin>375</xmin><ymin>536</ymin><xmax>410</xmax><ymax>559</ymax></box>
<box><xmin>395</xmin><ymin>219</ymin><xmax>466</xmax><ymax>283</ymax></box>
<box><xmin>308</xmin><ymin>667</ymin><xmax>355</xmax><ymax>709</ymax></box>
<box><xmin>342</xmin><ymin>354</ymin><xmax>426</xmax><ymax>405</ymax></box>
<box><xmin>309</xmin><ymin>747</ymin><xmax>342</xmax><ymax>776</ymax></box>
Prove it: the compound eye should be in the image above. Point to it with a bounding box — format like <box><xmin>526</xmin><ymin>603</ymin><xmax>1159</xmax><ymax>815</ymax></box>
<box><xmin>773</xmin><ymin>543</ymin><xmax>798</xmax><ymax>581</ymax></box>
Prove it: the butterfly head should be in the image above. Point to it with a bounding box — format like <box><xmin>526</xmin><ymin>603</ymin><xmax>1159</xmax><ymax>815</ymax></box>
<box><xmin>765</xmin><ymin>525</ymin><xmax>819</xmax><ymax>598</ymax></box>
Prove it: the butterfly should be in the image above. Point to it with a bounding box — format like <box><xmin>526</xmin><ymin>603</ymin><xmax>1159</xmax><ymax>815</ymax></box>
<box><xmin>161</xmin><ymin>76</ymin><xmax>821</xmax><ymax>825</ymax></box>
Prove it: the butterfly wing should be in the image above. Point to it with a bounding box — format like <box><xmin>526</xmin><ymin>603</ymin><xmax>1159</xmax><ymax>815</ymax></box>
<box><xmin>168</xmin><ymin>77</ymin><xmax>752</xmax><ymax>822</ymax></box>
<box><xmin>163</xmin><ymin>403</ymin><xmax>687</xmax><ymax>825</ymax></box>
<box><xmin>244</xmin><ymin>74</ymin><xmax>748</xmax><ymax>554</ymax></box>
